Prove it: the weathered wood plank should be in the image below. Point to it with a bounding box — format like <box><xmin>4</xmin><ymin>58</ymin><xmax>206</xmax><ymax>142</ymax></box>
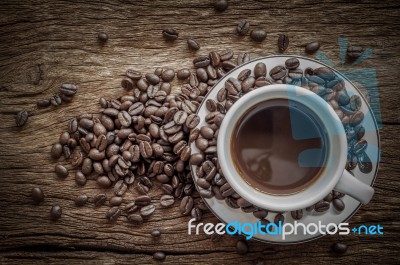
<box><xmin>0</xmin><ymin>0</ymin><xmax>399</xmax><ymax>264</ymax></box>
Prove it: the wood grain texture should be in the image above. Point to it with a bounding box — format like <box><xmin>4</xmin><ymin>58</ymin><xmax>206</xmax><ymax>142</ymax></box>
<box><xmin>0</xmin><ymin>0</ymin><xmax>399</xmax><ymax>264</ymax></box>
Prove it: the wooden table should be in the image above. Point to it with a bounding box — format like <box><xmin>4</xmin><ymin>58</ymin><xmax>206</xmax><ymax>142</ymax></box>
<box><xmin>0</xmin><ymin>0</ymin><xmax>399</xmax><ymax>264</ymax></box>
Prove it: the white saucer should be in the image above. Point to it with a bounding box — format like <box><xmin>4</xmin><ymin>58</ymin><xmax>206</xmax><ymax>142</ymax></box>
<box><xmin>189</xmin><ymin>55</ymin><xmax>380</xmax><ymax>244</ymax></box>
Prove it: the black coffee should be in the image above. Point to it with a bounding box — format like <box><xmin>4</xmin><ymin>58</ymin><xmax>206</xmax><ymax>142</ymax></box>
<box><xmin>231</xmin><ymin>99</ymin><xmax>328</xmax><ymax>195</ymax></box>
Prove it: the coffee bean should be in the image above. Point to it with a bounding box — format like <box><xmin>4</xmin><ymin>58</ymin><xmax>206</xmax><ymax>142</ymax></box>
<box><xmin>151</xmin><ymin>229</ymin><xmax>161</xmax><ymax>238</ymax></box>
<box><xmin>285</xmin><ymin>58</ymin><xmax>300</xmax><ymax>70</ymax></box>
<box><xmin>109</xmin><ymin>196</ymin><xmax>123</xmax><ymax>206</ymax></box>
<box><xmin>127</xmin><ymin>213</ymin><xmax>143</xmax><ymax>224</ymax></box>
<box><xmin>196</xmin><ymin>68</ymin><xmax>208</xmax><ymax>82</ymax></box>
<box><xmin>93</xmin><ymin>193</ymin><xmax>107</xmax><ymax>207</ymax></box>
<box><xmin>145</xmin><ymin>73</ymin><xmax>160</xmax><ymax>85</ymax></box>
<box><xmin>219</xmin><ymin>49</ymin><xmax>234</xmax><ymax>61</ymax></box>
<box><xmin>333</xmin><ymin>198</ymin><xmax>345</xmax><ymax>212</ymax></box>
<box><xmin>160</xmin><ymin>194</ymin><xmax>175</xmax><ymax>207</ymax></box>
<box><xmin>315</xmin><ymin>201</ymin><xmax>330</xmax><ymax>212</ymax></box>
<box><xmin>331</xmin><ymin>242</ymin><xmax>347</xmax><ymax>254</ymax></box>
<box><xmin>193</xmin><ymin>56</ymin><xmax>210</xmax><ymax>68</ymax></box>
<box><xmin>153</xmin><ymin>252</ymin><xmax>166</xmax><ymax>261</ymax></box>
<box><xmin>135</xmin><ymin>195</ymin><xmax>151</xmax><ymax>206</ymax></box>
<box><xmin>16</xmin><ymin>110</ymin><xmax>28</xmax><ymax>127</ymax></box>
<box><xmin>236</xmin><ymin>240</ymin><xmax>249</xmax><ymax>254</ymax></box>
<box><xmin>187</xmin><ymin>39</ymin><xmax>200</xmax><ymax>51</ymax></box>
<box><xmin>174</xmin><ymin>110</ymin><xmax>188</xmax><ymax>125</ymax></box>
<box><xmin>121</xmin><ymin>78</ymin><xmax>134</xmax><ymax>90</ymax></box>
<box><xmin>185</xmin><ymin>114</ymin><xmax>200</xmax><ymax>129</ymax></box>
<box><xmin>254</xmin><ymin>62</ymin><xmax>267</xmax><ymax>78</ymax></box>
<box><xmin>75</xmin><ymin>171</ymin><xmax>87</xmax><ymax>186</ymax></box>
<box><xmin>140</xmin><ymin>204</ymin><xmax>156</xmax><ymax>217</ymax></box>
<box><xmin>55</xmin><ymin>164</ymin><xmax>69</xmax><ymax>178</ymax></box>
<box><xmin>118</xmin><ymin>111</ymin><xmax>132</xmax><ymax>127</ymax></box>
<box><xmin>37</xmin><ymin>99</ymin><xmax>51</xmax><ymax>108</ymax></box>
<box><xmin>125</xmin><ymin>69</ymin><xmax>142</xmax><ymax>80</ymax></box>
<box><xmin>274</xmin><ymin>213</ymin><xmax>284</xmax><ymax>225</ymax></box>
<box><xmin>177</xmin><ymin>69</ymin><xmax>191</xmax><ymax>80</ymax></box>
<box><xmin>191</xmin><ymin>207</ymin><xmax>202</xmax><ymax>221</ymax></box>
<box><xmin>214</xmin><ymin>0</ymin><xmax>228</xmax><ymax>11</ymax></box>
<box><xmin>197</xmin><ymin>178</ymin><xmax>211</xmax><ymax>189</ymax></box>
<box><xmin>50</xmin><ymin>94</ymin><xmax>62</xmax><ymax>106</ymax></box>
<box><xmin>253</xmin><ymin>209</ymin><xmax>268</xmax><ymax>219</ymax></box>
<box><xmin>350</xmin><ymin>111</ymin><xmax>364</xmax><ymax>126</ymax></box>
<box><xmin>50</xmin><ymin>205</ymin><xmax>62</xmax><ymax>220</ymax></box>
<box><xmin>75</xmin><ymin>194</ymin><xmax>88</xmax><ymax>207</ymax></box>
<box><xmin>225</xmin><ymin>77</ymin><xmax>241</xmax><ymax>95</ymax></box>
<box><xmin>220</xmin><ymin>182</ymin><xmax>234</xmax><ymax>197</ymax></box>
<box><xmin>347</xmin><ymin>46</ymin><xmax>363</xmax><ymax>58</ymax></box>
<box><xmin>250</xmin><ymin>30</ymin><xmax>267</xmax><ymax>42</ymax></box>
<box><xmin>305</xmin><ymin>41</ymin><xmax>320</xmax><ymax>54</ymax></box>
<box><xmin>237</xmin><ymin>52</ymin><xmax>250</xmax><ymax>65</ymax></box>
<box><xmin>106</xmin><ymin>206</ymin><xmax>121</xmax><ymax>222</ymax></box>
<box><xmin>179</xmin><ymin>196</ymin><xmax>193</xmax><ymax>215</ymax></box>
<box><xmin>270</xmin><ymin>65</ymin><xmax>287</xmax><ymax>80</ymax></box>
<box><xmin>51</xmin><ymin>143</ymin><xmax>63</xmax><ymax>159</ymax></box>
<box><xmin>31</xmin><ymin>187</ymin><xmax>44</xmax><ymax>205</ymax></box>
<box><xmin>237</xmin><ymin>19</ymin><xmax>249</xmax><ymax>36</ymax></box>
<box><xmin>291</xmin><ymin>210</ymin><xmax>303</xmax><ymax>220</ymax></box>
<box><xmin>162</xmin><ymin>28</ymin><xmax>178</xmax><ymax>41</ymax></box>
<box><xmin>278</xmin><ymin>34</ymin><xmax>289</xmax><ymax>52</ymax></box>
<box><xmin>98</xmin><ymin>32</ymin><xmax>108</xmax><ymax>43</ymax></box>
<box><xmin>60</xmin><ymin>84</ymin><xmax>78</xmax><ymax>96</ymax></box>
<box><xmin>161</xmin><ymin>69</ymin><xmax>175</xmax><ymax>82</ymax></box>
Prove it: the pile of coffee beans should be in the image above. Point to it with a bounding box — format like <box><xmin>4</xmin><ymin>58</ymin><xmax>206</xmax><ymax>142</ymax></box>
<box><xmin>188</xmin><ymin>55</ymin><xmax>371</xmax><ymax>225</ymax></box>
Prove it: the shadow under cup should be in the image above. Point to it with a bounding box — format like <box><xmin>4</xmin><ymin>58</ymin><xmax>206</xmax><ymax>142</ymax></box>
<box><xmin>231</xmin><ymin>98</ymin><xmax>329</xmax><ymax>195</ymax></box>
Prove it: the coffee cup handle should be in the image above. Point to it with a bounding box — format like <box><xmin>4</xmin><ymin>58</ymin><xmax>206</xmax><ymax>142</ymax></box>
<box><xmin>334</xmin><ymin>170</ymin><xmax>374</xmax><ymax>204</ymax></box>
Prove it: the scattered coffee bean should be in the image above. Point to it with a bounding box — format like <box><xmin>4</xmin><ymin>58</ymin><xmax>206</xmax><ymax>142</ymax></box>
<box><xmin>315</xmin><ymin>201</ymin><xmax>330</xmax><ymax>212</ymax></box>
<box><xmin>291</xmin><ymin>210</ymin><xmax>303</xmax><ymax>220</ymax></box>
<box><xmin>237</xmin><ymin>20</ymin><xmax>249</xmax><ymax>36</ymax></box>
<box><xmin>127</xmin><ymin>213</ymin><xmax>143</xmax><ymax>224</ymax></box>
<box><xmin>250</xmin><ymin>30</ymin><xmax>267</xmax><ymax>42</ymax></box>
<box><xmin>16</xmin><ymin>110</ymin><xmax>28</xmax><ymax>127</ymax></box>
<box><xmin>331</xmin><ymin>242</ymin><xmax>347</xmax><ymax>254</ymax></box>
<box><xmin>278</xmin><ymin>34</ymin><xmax>289</xmax><ymax>52</ymax></box>
<box><xmin>305</xmin><ymin>41</ymin><xmax>320</xmax><ymax>54</ymax></box>
<box><xmin>106</xmin><ymin>206</ymin><xmax>121</xmax><ymax>222</ymax></box>
<box><xmin>37</xmin><ymin>99</ymin><xmax>51</xmax><ymax>108</ymax></box>
<box><xmin>50</xmin><ymin>205</ymin><xmax>62</xmax><ymax>220</ymax></box>
<box><xmin>151</xmin><ymin>229</ymin><xmax>161</xmax><ymax>238</ymax></box>
<box><xmin>31</xmin><ymin>187</ymin><xmax>44</xmax><ymax>205</ymax></box>
<box><xmin>236</xmin><ymin>240</ymin><xmax>249</xmax><ymax>254</ymax></box>
<box><xmin>160</xmin><ymin>195</ymin><xmax>175</xmax><ymax>207</ymax></box>
<box><xmin>162</xmin><ymin>28</ymin><xmax>178</xmax><ymax>41</ymax></box>
<box><xmin>75</xmin><ymin>194</ymin><xmax>88</xmax><ymax>207</ymax></box>
<box><xmin>98</xmin><ymin>32</ymin><xmax>108</xmax><ymax>43</ymax></box>
<box><xmin>153</xmin><ymin>252</ymin><xmax>166</xmax><ymax>261</ymax></box>
<box><xmin>93</xmin><ymin>193</ymin><xmax>107</xmax><ymax>207</ymax></box>
<box><xmin>214</xmin><ymin>0</ymin><xmax>228</xmax><ymax>11</ymax></box>
<box><xmin>347</xmin><ymin>46</ymin><xmax>363</xmax><ymax>58</ymax></box>
<box><xmin>333</xmin><ymin>198</ymin><xmax>345</xmax><ymax>212</ymax></box>
<box><xmin>187</xmin><ymin>39</ymin><xmax>200</xmax><ymax>51</ymax></box>
<box><xmin>55</xmin><ymin>164</ymin><xmax>69</xmax><ymax>178</ymax></box>
<box><xmin>179</xmin><ymin>196</ymin><xmax>193</xmax><ymax>215</ymax></box>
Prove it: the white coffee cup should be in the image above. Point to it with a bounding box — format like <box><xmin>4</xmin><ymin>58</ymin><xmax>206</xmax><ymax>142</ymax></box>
<box><xmin>217</xmin><ymin>84</ymin><xmax>374</xmax><ymax>212</ymax></box>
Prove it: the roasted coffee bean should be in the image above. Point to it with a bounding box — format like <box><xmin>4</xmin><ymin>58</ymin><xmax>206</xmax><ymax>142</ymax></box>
<box><xmin>145</xmin><ymin>73</ymin><xmax>160</xmax><ymax>85</ymax></box>
<box><xmin>37</xmin><ymin>99</ymin><xmax>51</xmax><ymax>108</ymax></box>
<box><xmin>333</xmin><ymin>198</ymin><xmax>345</xmax><ymax>212</ymax></box>
<box><xmin>98</xmin><ymin>32</ymin><xmax>108</xmax><ymax>42</ymax></box>
<box><xmin>160</xmin><ymin>194</ymin><xmax>175</xmax><ymax>207</ymax></box>
<box><xmin>125</xmin><ymin>69</ymin><xmax>142</xmax><ymax>80</ymax></box>
<box><xmin>118</xmin><ymin>111</ymin><xmax>132</xmax><ymax>127</ymax></box>
<box><xmin>16</xmin><ymin>110</ymin><xmax>28</xmax><ymax>127</ymax></box>
<box><xmin>109</xmin><ymin>196</ymin><xmax>123</xmax><ymax>206</ymax></box>
<box><xmin>162</xmin><ymin>28</ymin><xmax>178</xmax><ymax>41</ymax></box>
<box><xmin>31</xmin><ymin>187</ymin><xmax>44</xmax><ymax>205</ymax></box>
<box><xmin>96</xmin><ymin>175</ymin><xmax>111</xmax><ymax>188</ymax></box>
<box><xmin>236</xmin><ymin>240</ymin><xmax>249</xmax><ymax>254</ymax></box>
<box><xmin>186</xmin><ymin>114</ymin><xmax>200</xmax><ymax>129</ymax></box>
<box><xmin>208</xmin><ymin>51</ymin><xmax>221</xmax><ymax>67</ymax></box>
<box><xmin>187</xmin><ymin>38</ymin><xmax>200</xmax><ymax>51</ymax></box>
<box><xmin>94</xmin><ymin>193</ymin><xmax>107</xmax><ymax>207</ymax></box>
<box><xmin>347</xmin><ymin>46</ymin><xmax>363</xmax><ymax>58</ymax></box>
<box><xmin>75</xmin><ymin>194</ymin><xmax>88</xmax><ymax>207</ymax></box>
<box><xmin>50</xmin><ymin>94</ymin><xmax>62</xmax><ymax>106</ymax></box>
<box><xmin>220</xmin><ymin>182</ymin><xmax>235</xmax><ymax>197</ymax></box>
<box><xmin>237</xmin><ymin>19</ymin><xmax>249</xmax><ymax>36</ymax></box>
<box><xmin>51</xmin><ymin>143</ymin><xmax>63</xmax><ymax>159</ymax></box>
<box><xmin>315</xmin><ymin>201</ymin><xmax>330</xmax><ymax>212</ymax></box>
<box><xmin>177</xmin><ymin>68</ymin><xmax>191</xmax><ymax>80</ymax></box>
<box><xmin>193</xmin><ymin>56</ymin><xmax>210</xmax><ymax>68</ymax></box>
<box><xmin>75</xmin><ymin>171</ymin><xmax>87</xmax><ymax>186</ymax></box>
<box><xmin>153</xmin><ymin>252</ymin><xmax>166</xmax><ymax>261</ymax></box>
<box><xmin>140</xmin><ymin>204</ymin><xmax>156</xmax><ymax>217</ymax></box>
<box><xmin>254</xmin><ymin>62</ymin><xmax>267</xmax><ymax>78</ymax></box>
<box><xmin>88</xmin><ymin>149</ymin><xmax>105</xmax><ymax>161</ymax></box>
<box><xmin>135</xmin><ymin>195</ymin><xmax>151</xmax><ymax>206</ymax></box>
<box><xmin>270</xmin><ymin>65</ymin><xmax>287</xmax><ymax>80</ymax></box>
<box><xmin>214</xmin><ymin>0</ymin><xmax>228</xmax><ymax>11</ymax></box>
<box><xmin>278</xmin><ymin>34</ymin><xmax>289</xmax><ymax>52</ymax></box>
<box><xmin>225</xmin><ymin>77</ymin><xmax>241</xmax><ymax>95</ymax></box>
<box><xmin>127</xmin><ymin>213</ymin><xmax>143</xmax><ymax>224</ymax></box>
<box><xmin>285</xmin><ymin>58</ymin><xmax>300</xmax><ymax>70</ymax></box>
<box><xmin>121</xmin><ymin>78</ymin><xmax>134</xmax><ymax>90</ymax></box>
<box><xmin>139</xmin><ymin>141</ymin><xmax>153</xmax><ymax>158</ymax></box>
<box><xmin>151</xmin><ymin>229</ymin><xmax>161</xmax><ymax>238</ymax></box>
<box><xmin>55</xmin><ymin>164</ymin><xmax>69</xmax><ymax>178</ymax></box>
<box><xmin>174</xmin><ymin>110</ymin><xmax>188</xmax><ymax>125</ymax></box>
<box><xmin>291</xmin><ymin>210</ymin><xmax>303</xmax><ymax>220</ymax></box>
<box><xmin>274</xmin><ymin>213</ymin><xmax>285</xmax><ymax>225</ymax></box>
<box><xmin>219</xmin><ymin>49</ymin><xmax>234</xmax><ymax>62</ymax></box>
<box><xmin>106</xmin><ymin>206</ymin><xmax>121</xmax><ymax>222</ymax></box>
<box><xmin>350</xmin><ymin>111</ymin><xmax>364</xmax><ymax>126</ymax></box>
<box><xmin>221</xmin><ymin>60</ymin><xmax>237</xmax><ymax>71</ymax></box>
<box><xmin>357</xmin><ymin>151</ymin><xmax>373</xmax><ymax>173</ymax></box>
<box><xmin>331</xmin><ymin>242</ymin><xmax>347</xmax><ymax>254</ymax></box>
<box><xmin>197</xmin><ymin>178</ymin><xmax>211</xmax><ymax>189</ymax></box>
<box><xmin>191</xmin><ymin>207</ymin><xmax>202</xmax><ymax>221</ymax></box>
<box><xmin>237</xmin><ymin>52</ymin><xmax>250</xmax><ymax>65</ymax></box>
<box><xmin>250</xmin><ymin>30</ymin><xmax>267</xmax><ymax>42</ymax></box>
<box><xmin>189</xmin><ymin>153</ymin><xmax>204</xmax><ymax>166</ymax></box>
<box><xmin>179</xmin><ymin>196</ymin><xmax>193</xmax><ymax>215</ymax></box>
<box><xmin>196</xmin><ymin>68</ymin><xmax>208</xmax><ymax>82</ymax></box>
<box><xmin>50</xmin><ymin>205</ymin><xmax>62</xmax><ymax>220</ymax></box>
<box><xmin>60</xmin><ymin>84</ymin><xmax>78</xmax><ymax>96</ymax></box>
<box><xmin>253</xmin><ymin>209</ymin><xmax>268</xmax><ymax>219</ymax></box>
<box><xmin>305</xmin><ymin>41</ymin><xmax>320</xmax><ymax>54</ymax></box>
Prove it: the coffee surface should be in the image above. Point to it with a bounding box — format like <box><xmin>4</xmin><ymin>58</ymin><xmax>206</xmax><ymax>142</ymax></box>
<box><xmin>231</xmin><ymin>99</ymin><xmax>327</xmax><ymax>195</ymax></box>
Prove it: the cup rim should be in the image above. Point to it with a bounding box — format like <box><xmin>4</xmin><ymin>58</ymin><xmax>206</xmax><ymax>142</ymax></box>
<box><xmin>217</xmin><ymin>84</ymin><xmax>348</xmax><ymax>211</ymax></box>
